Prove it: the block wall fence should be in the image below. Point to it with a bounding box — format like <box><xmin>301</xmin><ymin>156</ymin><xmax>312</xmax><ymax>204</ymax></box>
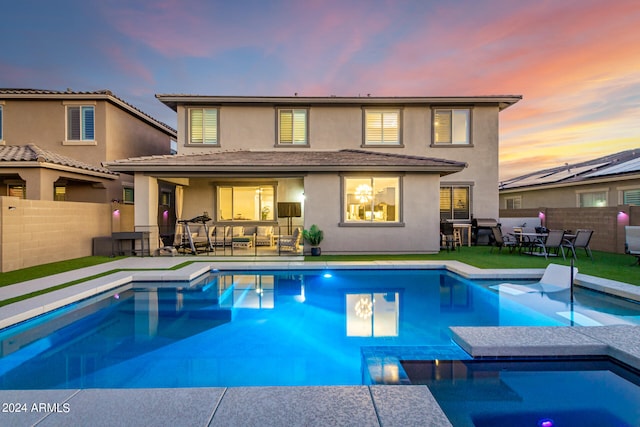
<box><xmin>500</xmin><ymin>205</ymin><xmax>640</xmax><ymax>254</ymax></box>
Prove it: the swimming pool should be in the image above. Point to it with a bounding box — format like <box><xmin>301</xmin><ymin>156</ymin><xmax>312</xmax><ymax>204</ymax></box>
<box><xmin>402</xmin><ymin>357</ymin><xmax>640</xmax><ymax>427</ymax></box>
<box><xmin>0</xmin><ymin>269</ymin><xmax>639</xmax><ymax>389</ymax></box>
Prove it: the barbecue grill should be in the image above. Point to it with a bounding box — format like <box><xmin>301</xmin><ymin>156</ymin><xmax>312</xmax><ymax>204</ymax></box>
<box><xmin>472</xmin><ymin>218</ymin><xmax>499</xmax><ymax>245</ymax></box>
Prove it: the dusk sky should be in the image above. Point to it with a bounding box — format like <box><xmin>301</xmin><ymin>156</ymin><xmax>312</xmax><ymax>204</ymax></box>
<box><xmin>2</xmin><ymin>0</ymin><xmax>639</xmax><ymax>180</ymax></box>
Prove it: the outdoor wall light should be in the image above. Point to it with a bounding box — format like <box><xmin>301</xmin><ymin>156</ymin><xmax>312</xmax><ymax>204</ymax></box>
<box><xmin>8</xmin><ymin>206</ymin><xmax>16</xmax><ymax>211</ymax></box>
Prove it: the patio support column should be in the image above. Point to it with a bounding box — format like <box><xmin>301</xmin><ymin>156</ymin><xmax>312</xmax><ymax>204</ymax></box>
<box><xmin>134</xmin><ymin>173</ymin><xmax>160</xmax><ymax>254</ymax></box>
<box><xmin>19</xmin><ymin>169</ymin><xmax>53</xmax><ymax>200</ymax></box>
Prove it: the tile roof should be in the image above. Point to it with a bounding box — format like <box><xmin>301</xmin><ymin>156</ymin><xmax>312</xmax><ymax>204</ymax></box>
<box><xmin>104</xmin><ymin>149</ymin><xmax>466</xmax><ymax>175</ymax></box>
<box><xmin>500</xmin><ymin>149</ymin><xmax>640</xmax><ymax>191</ymax></box>
<box><xmin>0</xmin><ymin>88</ymin><xmax>176</xmax><ymax>136</ymax></box>
<box><xmin>0</xmin><ymin>144</ymin><xmax>118</xmax><ymax>177</ymax></box>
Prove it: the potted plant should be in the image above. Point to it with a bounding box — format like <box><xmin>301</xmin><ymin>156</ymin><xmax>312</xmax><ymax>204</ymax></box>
<box><xmin>303</xmin><ymin>224</ymin><xmax>324</xmax><ymax>256</ymax></box>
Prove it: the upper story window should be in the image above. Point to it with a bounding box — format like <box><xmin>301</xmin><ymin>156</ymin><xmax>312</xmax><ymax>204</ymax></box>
<box><xmin>67</xmin><ymin>106</ymin><xmax>95</xmax><ymax>141</ymax></box>
<box><xmin>440</xmin><ymin>185</ymin><xmax>471</xmax><ymax>220</ymax></box>
<box><xmin>504</xmin><ymin>196</ymin><xmax>522</xmax><ymax>209</ymax></box>
<box><xmin>433</xmin><ymin>108</ymin><xmax>470</xmax><ymax>145</ymax></box>
<box><xmin>278</xmin><ymin>109</ymin><xmax>308</xmax><ymax>145</ymax></box>
<box><xmin>364</xmin><ymin>109</ymin><xmax>401</xmax><ymax>146</ymax></box>
<box><xmin>0</xmin><ymin>105</ymin><xmax>3</xmax><ymax>141</ymax></box>
<box><xmin>344</xmin><ymin>176</ymin><xmax>400</xmax><ymax>223</ymax></box>
<box><xmin>189</xmin><ymin>108</ymin><xmax>218</xmax><ymax>145</ymax></box>
<box><xmin>623</xmin><ymin>189</ymin><xmax>640</xmax><ymax>206</ymax></box>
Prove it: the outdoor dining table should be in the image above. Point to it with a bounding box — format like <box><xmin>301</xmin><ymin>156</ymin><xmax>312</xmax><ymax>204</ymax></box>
<box><xmin>513</xmin><ymin>232</ymin><xmax>547</xmax><ymax>254</ymax></box>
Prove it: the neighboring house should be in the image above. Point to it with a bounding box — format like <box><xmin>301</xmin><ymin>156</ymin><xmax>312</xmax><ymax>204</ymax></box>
<box><xmin>105</xmin><ymin>95</ymin><xmax>520</xmax><ymax>254</ymax></box>
<box><xmin>0</xmin><ymin>89</ymin><xmax>177</xmax><ymax>204</ymax></box>
<box><xmin>500</xmin><ymin>149</ymin><xmax>640</xmax><ymax>209</ymax></box>
<box><xmin>0</xmin><ymin>89</ymin><xmax>177</xmax><ymax>272</ymax></box>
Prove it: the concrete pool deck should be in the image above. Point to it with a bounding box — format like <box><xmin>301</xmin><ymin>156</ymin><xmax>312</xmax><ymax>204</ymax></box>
<box><xmin>1</xmin><ymin>257</ymin><xmax>640</xmax><ymax>426</ymax></box>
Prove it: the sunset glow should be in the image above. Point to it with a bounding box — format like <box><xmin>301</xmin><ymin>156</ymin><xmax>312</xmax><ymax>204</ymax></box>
<box><xmin>1</xmin><ymin>0</ymin><xmax>638</xmax><ymax>179</ymax></box>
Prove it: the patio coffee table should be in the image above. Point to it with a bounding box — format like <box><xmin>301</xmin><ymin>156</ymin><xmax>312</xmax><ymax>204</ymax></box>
<box><xmin>232</xmin><ymin>236</ymin><xmax>253</xmax><ymax>249</ymax></box>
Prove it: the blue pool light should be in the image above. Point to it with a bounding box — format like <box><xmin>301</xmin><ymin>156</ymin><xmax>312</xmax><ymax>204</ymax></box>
<box><xmin>538</xmin><ymin>418</ymin><xmax>554</xmax><ymax>427</ymax></box>
<box><xmin>323</xmin><ymin>272</ymin><xmax>332</xmax><ymax>278</ymax></box>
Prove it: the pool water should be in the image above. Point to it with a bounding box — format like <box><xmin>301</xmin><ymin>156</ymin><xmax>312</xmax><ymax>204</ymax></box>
<box><xmin>0</xmin><ymin>269</ymin><xmax>639</xmax><ymax>389</ymax></box>
<box><xmin>402</xmin><ymin>358</ymin><xmax>640</xmax><ymax>427</ymax></box>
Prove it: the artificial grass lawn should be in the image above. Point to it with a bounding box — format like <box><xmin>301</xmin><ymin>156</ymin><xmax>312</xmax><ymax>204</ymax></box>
<box><xmin>306</xmin><ymin>247</ymin><xmax>640</xmax><ymax>286</ymax></box>
<box><xmin>0</xmin><ymin>247</ymin><xmax>637</xmax><ymax>307</ymax></box>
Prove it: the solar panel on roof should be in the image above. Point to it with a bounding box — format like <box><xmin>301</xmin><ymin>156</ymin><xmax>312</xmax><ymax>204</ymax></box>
<box><xmin>584</xmin><ymin>157</ymin><xmax>640</xmax><ymax>177</ymax></box>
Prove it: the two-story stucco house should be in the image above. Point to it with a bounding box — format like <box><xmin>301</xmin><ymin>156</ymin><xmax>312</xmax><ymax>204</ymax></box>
<box><xmin>105</xmin><ymin>95</ymin><xmax>520</xmax><ymax>255</ymax></box>
<box><xmin>0</xmin><ymin>89</ymin><xmax>176</xmax><ymax>204</ymax></box>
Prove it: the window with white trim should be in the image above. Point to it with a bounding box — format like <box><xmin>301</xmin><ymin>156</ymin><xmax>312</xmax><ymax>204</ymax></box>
<box><xmin>364</xmin><ymin>109</ymin><xmax>400</xmax><ymax>145</ymax></box>
<box><xmin>440</xmin><ymin>185</ymin><xmax>470</xmax><ymax>220</ymax></box>
<box><xmin>278</xmin><ymin>109</ymin><xmax>308</xmax><ymax>145</ymax></box>
<box><xmin>344</xmin><ymin>177</ymin><xmax>399</xmax><ymax>222</ymax></box>
<box><xmin>433</xmin><ymin>108</ymin><xmax>470</xmax><ymax>145</ymax></box>
<box><xmin>67</xmin><ymin>106</ymin><xmax>95</xmax><ymax>141</ymax></box>
<box><xmin>0</xmin><ymin>105</ymin><xmax>3</xmax><ymax>140</ymax></box>
<box><xmin>578</xmin><ymin>191</ymin><xmax>607</xmax><ymax>207</ymax></box>
<box><xmin>189</xmin><ymin>108</ymin><xmax>218</xmax><ymax>144</ymax></box>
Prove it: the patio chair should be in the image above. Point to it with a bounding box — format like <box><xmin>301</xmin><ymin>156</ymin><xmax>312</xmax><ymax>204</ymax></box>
<box><xmin>490</xmin><ymin>226</ymin><xmax>518</xmax><ymax>253</ymax></box>
<box><xmin>562</xmin><ymin>229</ymin><xmax>594</xmax><ymax>261</ymax></box>
<box><xmin>440</xmin><ymin>221</ymin><xmax>458</xmax><ymax>252</ymax></box>
<box><xmin>625</xmin><ymin>226</ymin><xmax>640</xmax><ymax>265</ymax></box>
<box><xmin>278</xmin><ymin>227</ymin><xmax>301</xmax><ymax>253</ymax></box>
<box><xmin>532</xmin><ymin>229</ymin><xmax>567</xmax><ymax>260</ymax></box>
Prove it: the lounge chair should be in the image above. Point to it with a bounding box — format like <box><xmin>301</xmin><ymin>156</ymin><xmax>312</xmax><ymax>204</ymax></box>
<box><xmin>490</xmin><ymin>263</ymin><xmax>579</xmax><ymax>295</ymax></box>
<box><xmin>625</xmin><ymin>226</ymin><xmax>640</xmax><ymax>265</ymax></box>
<box><xmin>278</xmin><ymin>227</ymin><xmax>301</xmax><ymax>252</ymax></box>
<box><xmin>562</xmin><ymin>229</ymin><xmax>594</xmax><ymax>261</ymax></box>
<box><xmin>489</xmin><ymin>226</ymin><xmax>518</xmax><ymax>253</ymax></box>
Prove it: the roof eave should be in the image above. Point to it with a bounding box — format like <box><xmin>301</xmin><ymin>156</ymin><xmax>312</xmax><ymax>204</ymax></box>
<box><xmin>105</xmin><ymin>164</ymin><xmax>465</xmax><ymax>174</ymax></box>
<box><xmin>155</xmin><ymin>94</ymin><xmax>522</xmax><ymax>111</ymax></box>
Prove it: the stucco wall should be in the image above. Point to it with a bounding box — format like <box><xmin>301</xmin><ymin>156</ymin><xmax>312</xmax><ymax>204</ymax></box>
<box><xmin>303</xmin><ymin>172</ymin><xmax>441</xmax><ymax>254</ymax></box>
<box><xmin>0</xmin><ymin>197</ymin><xmax>111</xmax><ymax>272</ymax></box>
<box><xmin>174</xmin><ymin>103</ymin><xmax>500</xmax><ymax>222</ymax></box>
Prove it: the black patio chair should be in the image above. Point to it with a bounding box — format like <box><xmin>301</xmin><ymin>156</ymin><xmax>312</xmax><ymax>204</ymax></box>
<box><xmin>440</xmin><ymin>221</ymin><xmax>458</xmax><ymax>252</ymax></box>
<box><xmin>490</xmin><ymin>226</ymin><xmax>518</xmax><ymax>253</ymax></box>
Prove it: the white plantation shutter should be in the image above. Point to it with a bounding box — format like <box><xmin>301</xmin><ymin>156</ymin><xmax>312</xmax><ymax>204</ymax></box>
<box><xmin>279</xmin><ymin>109</ymin><xmax>307</xmax><ymax>144</ymax></box>
<box><xmin>190</xmin><ymin>109</ymin><xmax>218</xmax><ymax>144</ymax></box>
<box><xmin>279</xmin><ymin>110</ymin><xmax>293</xmax><ymax>143</ymax></box>
<box><xmin>190</xmin><ymin>109</ymin><xmax>203</xmax><ymax>143</ymax></box>
<box><xmin>366</xmin><ymin>110</ymin><xmax>399</xmax><ymax>144</ymax></box>
<box><xmin>292</xmin><ymin>110</ymin><xmax>306</xmax><ymax>143</ymax></box>
<box><xmin>434</xmin><ymin>110</ymin><xmax>451</xmax><ymax>144</ymax></box>
<box><xmin>435</xmin><ymin>109</ymin><xmax>470</xmax><ymax>144</ymax></box>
